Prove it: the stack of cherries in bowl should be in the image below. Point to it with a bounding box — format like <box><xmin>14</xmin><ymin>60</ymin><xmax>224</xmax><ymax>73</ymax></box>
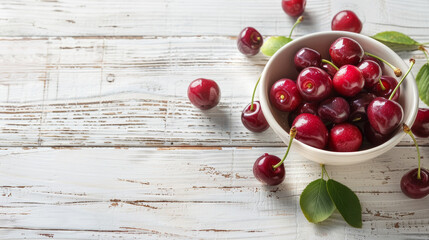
<box><xmin>269</xmin><ymin>36</ymin><xmax>412</xmax><ymax>152</ymax></box>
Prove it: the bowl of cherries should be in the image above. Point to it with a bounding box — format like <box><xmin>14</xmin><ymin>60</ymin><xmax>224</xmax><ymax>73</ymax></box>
<box><xmin>259</xmin><ymin>31</ymin><xmax>419</xmax><ymax>165</ymax></box>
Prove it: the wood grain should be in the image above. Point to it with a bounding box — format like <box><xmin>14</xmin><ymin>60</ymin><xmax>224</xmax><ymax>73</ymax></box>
<box><xmin>0</xmin><ymin>147</ymin><xmax>427</xmax><ymax>239</ymax></box>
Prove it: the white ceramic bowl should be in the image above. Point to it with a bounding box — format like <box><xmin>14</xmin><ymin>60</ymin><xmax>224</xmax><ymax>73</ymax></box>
<box><xmin>260</xmin><ymin>31</ymin><xmax>419</xmax><ymax>165</ymax></box>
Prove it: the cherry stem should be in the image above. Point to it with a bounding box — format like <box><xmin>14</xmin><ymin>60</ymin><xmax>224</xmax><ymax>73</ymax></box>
<box><xmin>419</xmin><ymin>45</ymin><xmax>429</xmax><ymax>64</ymax></box>
<box><xmin>403</xmin><ymin>124</ymin><xmax>421</xmax><ymax>180</ymax></box>
<box><xmin>273</xmin><ymin>126</ymin><xmax>297</xmax><ymax>169</ymax></box>
<box><xmin>321</xmin><ymin>59</ymin><xmax>339</xmax><ymax>71</ymax></box>
<box><xmin>352</xmin><ymin>116</ymin><xmax>362</xmax><ymax>122</ymax></box>
<box><xmin>250</xmin><ymin>76</ymin><xmax>261</xmax><ymax>111</ymax></box>
<box><xmin>321</xmin><ymin>164</ymin><xmax>330</xmax><ymax>179</ymax></box>
<box><xmin>378</xmin><ymin>78</ymin><xmax>386</xmax><ymax>91</ymax></box>
<box><xmin>288</xmin><ymin>16</ymin><xmax>303</xmax><ymax>39</ymax></box>
<box><xmin>364</xmin><ymin>52</ymin><xmax>402</xmax><ymax>77</ymax></box>
<box><xmin>388</xmin><ymin>58</ymin><xmax>415</xmax><ymax>100</ymax></box>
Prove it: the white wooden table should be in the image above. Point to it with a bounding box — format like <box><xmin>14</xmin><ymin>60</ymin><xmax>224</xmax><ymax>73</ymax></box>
<box><xmin>0</xmin><ymin>0</ymin><xmax>428</xmax><ymax>239</ymax></box>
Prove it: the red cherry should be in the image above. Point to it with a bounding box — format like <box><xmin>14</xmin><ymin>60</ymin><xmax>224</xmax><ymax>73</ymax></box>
<box><xmin>411</xmin><ymin>108</ymin><xmax>429</xmax><ymax>138</ymax></box>
<box><xmin>294</xmin><ymin>47</ymin><xmax>322</xmax><ymax>72</ymax></box>
<box><xmin>253</xmin><ymin>153</ymin><xmax>285</xmax><ymax>186</ymax></box>
<box><xmin>367</xmin><ymin>97</ymin><xmax>403</xmax><ymax>135</ymax></box>
<box><xmin>297</xmin><ymin>67</ymin><xmax>333</xmax><ymax>102</ymax></box>
<box><xmin>241</xmin><ymin>101</ymin><xmax>269</xmax><ymax>132</ymax></box>
<box><xmin>362</xmin><ymin>55</ymin><xmax>383</xmax><ymax>68</ymax></box>
<box><xmin>370</xmin><ymin>76</ymin><xmax>400</xmax><ymax>102</ymax></box>
<box><xmin>349</xmin><ymin>92</ymin><xmax>376</xmax><ymax>122</ymax></box>
<box><xmin>364</xmin><ymin>122</ymin><xmax>392</xmax><ymax>146</ymax></box>
<box><xmin>187</xmin><ymin>78</ymin><xmax>220</xmax><ymax>110</ymax></box>
<box><xmin>237</xmin><ymin>27</ymin><xmax>263</xmax><ymax>56</ymax></box>
<box><xmin>401</xmin><ymin>168</ymin><xmax>429</xmax><ymax>199</ymax></box>
<box><xmin>332</xmin><ymin>65</ymin><xmax>365</xmax><ymax>97</ymax></box>
<box><xmin>281</xmin><ymin>0</ymin><xmax>306</xmax><ymax>17</ymax></box>
<box><xmin>321</xmin><ymin>62</ymin><xmax>338</xmax><ymax>77</ymax></box>
<box><xmin>317</xmin><ymin>97</ymin><xmax>350</xmax><ymax>124</ymax></box>
<box><xmin>329</xmin><ymin>123</ymin><xmax>362</xmax><ymax>152</ymax></box>
<box><xmin>329</xmin><ymin>37</ymin><xmax>364</xmax><ymax>67</ymax></box>
<box><xmin>270</xmin><ymin>79</ymin><xmax>302</xmax><ymax>112</ymax></box>
<box><xmin>358</xmin><ymin>60</ymin><xmax>382</xmax><ymax>89</ymax></box>
<box><xmin>292</xmin><ymin>113</ymin><xmax>328</xmax><ymax>149</ymax></box>
<box><xmin>331</xmin><ymin>10</ymin><xmax>362</xmax><ymax>33</ymax></box>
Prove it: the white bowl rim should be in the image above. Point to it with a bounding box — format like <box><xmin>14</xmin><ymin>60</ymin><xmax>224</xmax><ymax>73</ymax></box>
<box><xmin>259</xmin><ymin>31</ymin><xmax>419</xmax><ymax>159</ymax></box>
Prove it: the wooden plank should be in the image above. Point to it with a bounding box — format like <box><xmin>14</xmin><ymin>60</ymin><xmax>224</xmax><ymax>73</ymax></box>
<box><xmin>0</xmin><ymin>37</ymin><xmax>426</xmax><ymax>147</ymax></box>
<box><xmin>0</xmin><ymin>147</ymin><xmax>427</xmax><ymax>239</ymax></box>
<box><xmin>0</xmin><ymin>0</ymin><xmax>428</xmax><ymax>38</ymax></box>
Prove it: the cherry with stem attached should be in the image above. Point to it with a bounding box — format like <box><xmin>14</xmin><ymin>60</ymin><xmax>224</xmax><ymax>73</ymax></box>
<box><xmin>253</xmin><ymin>127</ymin><xmax>297</xmax><ymax>186</ymax></box>
<box><xmin>241</xmin><ymin>76</ymin><xmax>269</xmax><ymax>132</ymax></box>
<box><xmin>400</xmin><ymin>124</ymin><xmax>429</xmax><ymax>199</ymax></box>
<box><xmin>364</xmin><ymin>52</ymin><xmax>402</xmax><ymax>77</ymax></box>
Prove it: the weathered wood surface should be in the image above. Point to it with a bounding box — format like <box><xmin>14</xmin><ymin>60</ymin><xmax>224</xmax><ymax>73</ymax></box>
<box><xmin>0</xmin><ymin>147</ymin><xmax>428</xmax><ymax>239</ymax></box>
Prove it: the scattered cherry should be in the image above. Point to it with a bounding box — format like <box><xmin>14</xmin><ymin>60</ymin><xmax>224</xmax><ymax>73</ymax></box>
<box><xmin>411</xmin><ymin>108</ymin><xmax>429</xmax><ymax>138</ymax></box>
<box><xmin>242</xmin><ymin>101</ymin><xmax>269</xmax><ymax>132</ymax></box>
<box><xmin>237</xmin><ymin>27</ymin><xmax>263</xmax><ymax>56</ymax></box>
<box><xmin>332</xmin><ymin>65</ymin><xmax>365</xmax><ymax>97</ymax></box>
<box><xmin>370</xmin><ymin>76</ymin><xmax>400</xmax><ymax>101</ymax></box>
<box><xmin>270</xmin><ymin>78</ymin><xmax>302</xmax><ymax>112</ymax></box>
<box><xmin>188</xmin><ymin>78</ymin><xmax>220</xmax><ymax>110</ymax></box>
<box><xmin>331</xmin><ymin>10</ymin><xmax>362</xmax><ymax>33</ymax></box>
<box><xmin>329</xmin><ymin>123</ymin><xmax>362</xmax><ymax>152</ymax></box>
<box><xmin>292</xmin><ymin>113</ymin><xmax>328</xmax><ymax>149</ymax></box>
<box><xmin>282</xmin><ymin>0</ymin><xmax>306</xmax><ymax>17</ymax></box>
<box><xmin>358</xmin><ymin>60</ymin><xmax>382</xmax><ymax>89</ymax></box>
<box><xmin>349</xmin><ymin>92</ymin><xmax>376</xmax><ymax>122</ymax></box>
<box><xmin>317</xmin><ymin>97</ymin><xmax>350</xmax><ymax>124</ymax></box>
<box><xmin>329</xmin><ymin>37</ymin><xmax>364</xmax><ymax>67</ymax></box>
<box><xmin>253</xmin><ymin>127</ymin><xmax>297</xmax><ymax>186</ymax></box>
<box><xmin>297</xmin><ymin>67</ymin><xmax>333</xmax><ymax>102</ymax></box>
<box><xmin>294</xmin><ymin>47</ymin><xmax>322</xmax><ymax>72</ymax></box>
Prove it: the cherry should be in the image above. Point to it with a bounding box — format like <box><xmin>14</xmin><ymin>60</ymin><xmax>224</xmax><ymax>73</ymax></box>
<box><xmin>362</xmin><ymin>55</ymin><xmax>383</xmax><ymax>68</ymax></box>
<box><xmin>321</xmin><ymin>62</ymin><xmax>338</xmax><ymax>77</ymax></box>
<box><xmin>292</xmin><ymin>113</ymin><xmax>328</xmax><ymax>149</ymax></box>
<box><xmin>349</xmin><ymin>92</ymin><xmax>376</xmax><ymax>122</ymax></box>
<box><xmin>242</xmin><ymin>101</ymin><xmax>269</xmax><ymax>132</ymax></box>
<box><xmin>294</xmin><ymin>47</ymin><xmax>322</xmax><ymax>72</ymax></box>
<box><xmin>317</xmin><ymin>97</ymin><xmax>350</xmax><ymax>124</ymax></box>
<box><xmin>332</xmin><ymin>65</ymin><xmax>365</xmax><ymax>97</ymax></box>
<box><xmin>329</xmin><ymin>123</ymin><xmax>362</xmax><ymax>152</ymax></box>
<box><xmin>270</xmin><ymin>78</ymin><xmax>302</xmax><ymax>112</ymax></box>
<box><xmin>329</xmin><ymin>37</ymin><xmax>364</xmax><ymax>67</ymax></box>
<box><xmin>364</xmin><ymin>52</ymin><xmax>402</xmax><ymax>77</ymax></box>
<box><xmin>364</xmin><ymin>122</ymin><xmax>392</xmax><ymax>146</ymax></box>
<box><xmin>400</xmin><ymin>124</ymin><xmax>429</xmax><ymax>199</ymax></box>
<box><xmin>281</xmin><ymin>0</ymin><xmax>306</xmax><ymax>17</ymax></box>
<box><xmin>370</xmin><ymin>76</ymin><xmax>400</xmax><ymax>102</ymax></box>
<box><xmin>237</xmin><ymin>27</ymin><xmax>263</xmax><ymax>56</ymax></box>
<box><xmin>331</xmin><ymin>10</ymin><xmax>362</xmax><ymax>33</ymax></box>
<box><xmin>287</xmin><ymin>102</ymin><xmax>318</xmax><ymax>127</ymax></box>
<box><xmin>188</xmin><ymin>78</ymin><xmax>220</xmax><ymax>110</ymax></box>
<box><xmin>253</xmin><ymin>127</ymin><xmax>297</xmax><ymax>186</ymax></box>
<box><xmin>297</xmin><ymin>67</ymin><xmax>332</xmax><ymax>102</ymax></box>
<box><xmin>411</xmin><ymin>108</ymin><xmax>429</xmax><ymax>138</ymax></box>
<box><xmin>358</xmin><ymin>60</ymin><xmax>382</xmax><ymax>89</ymax></box>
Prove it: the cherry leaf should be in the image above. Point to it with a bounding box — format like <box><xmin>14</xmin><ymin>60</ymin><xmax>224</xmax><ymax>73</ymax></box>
<box><xmin>261</xmin><ymin>36</ymin><xmax>292</xmax><ymax>57</ymax></box>
<box><xmin>300</xmin><ymin>178</ymin><xmax>335</xmax><ymax>223</ymax></box>
<box><xmin>372</xmin><ymin>31</ymin><xmax>420</xmax><ymax>51</ymax></box>
<box><xmin>416</xmin><ymin>63</ymin><xmax>429</xmax><ymax>106</ymax></box>
<box><xmin>326</xmin><ymin>179</ymin><xmax>362</xmax><ymax>228</ymax></box>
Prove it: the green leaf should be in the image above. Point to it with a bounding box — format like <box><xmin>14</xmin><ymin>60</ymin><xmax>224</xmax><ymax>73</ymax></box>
<box><xmin>372</xmin><ymin>31</ymin><xmax>420</xmax><ymax>51</ymax></box>
<box><xmin>326</xmin><ymin>179</ymin><xmax>362</xmax><ymax>228</ymax></box>
<box><xmin>300</xmin><ymin>179</ymin><xmax>335</xmax><ymax>223</ymax></box>
<box><xmin>261</xmin><ymin>36</ymin><xmax>292</xmax><ymax>57</ymax></box>
<box><xmin>416</xmin><ymin>63</ymin><xmax>429</xmax><ymax>106</ymax></box>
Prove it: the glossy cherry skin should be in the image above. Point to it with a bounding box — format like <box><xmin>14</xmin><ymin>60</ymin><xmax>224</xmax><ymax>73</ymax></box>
<box><xmin>297</xmin><ymin>67</ymin><xmax>332</xmax><ymax>102</ymax></box>
<box><xmin>317</xmin><ymin>97</ymin><xmax>350</xmax><ymax>124</ymax></box>
<box><xmin>331</xmin><ymin>10</ymin><xmax>362</xmax><ymax>33</ymax></box>
<box><xmin>292</xmin><ymin>113</ymin><xmax>329</xmax><ymax>149</ymax></box>
<box><xmin>237</xmin><ymin>27</ymin><xmax>263</xmax><ymax>56</ymax></box>
<box><xmin>367</xmin><ymin>97</ymin><xmax>404</xmax><ymax>135</ymax></box>
<box><xmin>329</xmin><ymin>37</ymin><xmax>364</xmax><ymax>67</ymax></box>
<box><xmin>412</xmin><ymin>108</ymin><xmax>429</xmax><ymax>138</ymax></box>
<box><xmin>294</xmin><ymin>48</ymin><xmax>322</xmax><ymax>72</ymax></box>
<box><xmin>333</xmin><ymin>65</ymin><xmax>365</xmax><ymax>97</ymax></box>
<box><xmin>362</xmin><ymin>55</ymin><xmax>383</xmax><ymax>68</ymax></box>
<box><xmin>364</xmin><ymin>122</ymin><xmax>392</xmax><ymax>146</ymax></box>
<box><xmin>241</xmin><ymin>101</ymin><xmax>269</xmax><ymax>132</ymax></box>
<box><xmin>370</xmin><ymin>76</ymin><xmax>400</xmax><ymax>101</ymax></box>
<box><xmin>253</xmin><ymin>153</ymin><xmax>285</xmax><ymax>186</ymax></box>
<box><xmin>400</xmin><ymin>168</ymin><xmax>429</xmax><ymax>199</ymax></box>
<box><xmin>270</xmin><ymin>79</ymin><xmax>302</xmax><ymax>112</ymax></box>
<box><xmin>281</xmin><ymin>0</ymin><xmax>306</xmax><ymax>17</ymax></box>
<box><xmin>349</xmin><ymin>92</ymin><xmax>376</xmax><ymax>122</ymax></box>
<box><xmin>358</xmin><ymin>60</ymin><xmax>382</xmax><ymax>89</ymax></box>
<box><xmin>287</xmin><ymin>102</ymin><xmax>319</xmax><ymax>127</ymax></box>
<box><xmin>329</xmin><ymin>123</ymin><xmax>362</xmax><ymax>152</ymax></box>
<box><xmin>187</xmin><ymin>78</ymin><xmax>220</xmax><ymax>110</ymax></box>
<box><xmin>321</xmin><ymin>63</ymin><xmax>338</xmax><ymax>77</ymax></box>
